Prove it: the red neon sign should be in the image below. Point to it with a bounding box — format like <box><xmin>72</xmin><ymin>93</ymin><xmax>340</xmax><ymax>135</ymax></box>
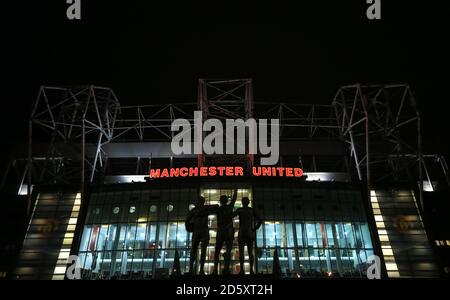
<box><xmin>149</xmin><ymin>166</ymin><xmax>303</xmax><ymax>179</ymax></box>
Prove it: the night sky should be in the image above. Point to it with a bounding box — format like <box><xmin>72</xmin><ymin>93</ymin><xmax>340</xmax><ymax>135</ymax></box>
<box><xmin>2</xmin><ymin>1</ymin><xmax>450</xmax><ymax>163</ymax></box>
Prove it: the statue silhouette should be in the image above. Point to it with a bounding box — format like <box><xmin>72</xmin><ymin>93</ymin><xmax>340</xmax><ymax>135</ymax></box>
<box><xmin>185</xmin><ymin>196</ymin><xmax>214</xmax><ymax>275</ymax></box>
<box><xmin>212</xmin><ymin>189</ymin><xmax>237</xmax><ymax>275</ymax></box>
<box><xmin>232</xmin><ymin>197</ymin><xmax>262</xmax><ymax>275</ymax></box>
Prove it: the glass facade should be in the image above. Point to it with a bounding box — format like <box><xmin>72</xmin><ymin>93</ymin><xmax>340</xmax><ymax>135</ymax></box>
<box><xmin>77</xmin><ymin>182</ymin><xmax>375</xmax><ymax>279</ymax></box>
<box><xmin>253</xmin><ymin>183</ymin><xmax>374</xmax><ymax>277</ymax></box>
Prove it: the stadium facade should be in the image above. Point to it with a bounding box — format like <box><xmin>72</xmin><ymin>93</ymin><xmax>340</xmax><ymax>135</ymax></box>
<box><xmin>1</xmin><ymin>79</ymin><xmax>449</xmax><ymax>279</ymax></box>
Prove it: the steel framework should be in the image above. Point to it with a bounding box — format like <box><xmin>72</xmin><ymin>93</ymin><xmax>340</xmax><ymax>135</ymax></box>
<box><xmin>333</xmin><ymin>84</ymin><xmax>448</xmax><ymax>209</ymax></box>
<box><xmin>0</xmin><ymin>80</ymin><xmax>448</xmax><ymax>216</ymax></box>
<box><xmin>197</xmin><ymin>79</ymin><xmax>254</xmax><ymax>167</ymax></box>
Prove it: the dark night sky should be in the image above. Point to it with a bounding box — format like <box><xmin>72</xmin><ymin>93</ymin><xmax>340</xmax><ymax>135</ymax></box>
<box><xmin>2</xmin><ymin>1</ymin><xmax>450</xmax><ymax>161</ymax></box>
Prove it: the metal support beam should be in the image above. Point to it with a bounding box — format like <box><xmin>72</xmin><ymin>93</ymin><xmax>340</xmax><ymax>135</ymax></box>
<box><xmin>14</xmin><ymin>81</ymin><xmax>446</xmax><ymax>192</ymax></box>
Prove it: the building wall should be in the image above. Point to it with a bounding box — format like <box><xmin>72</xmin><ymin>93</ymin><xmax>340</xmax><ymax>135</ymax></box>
<box><xmin>13</xmin><ymin>182</ymin><xmax>441</xmax><ymax>279</ymax></box>
<box><xmin>13</xmin><ymin>192</ymin><xmax>80</xmax><ymax>280</ymax></box>
<box><xmin>370</xmin><ymin>189</ymin><xmax>439</xmax><ymax>278</ymax></box>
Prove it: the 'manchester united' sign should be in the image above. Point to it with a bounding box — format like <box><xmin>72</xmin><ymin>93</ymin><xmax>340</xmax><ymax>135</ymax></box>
<box><xmin>149</xmin><ymin>166</ymin><xmax>304</xmax><ymax>179</ymax></box>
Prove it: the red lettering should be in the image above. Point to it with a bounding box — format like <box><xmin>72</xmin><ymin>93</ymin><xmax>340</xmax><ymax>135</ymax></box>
<box><xmin>277</xmin><ymin>167</ymin><xmax>285</xmax><ymax>177</ymax></box>
<box><xmin>170</xmin><ymin>168</ymin><xmax>179</xmax><ymax>177</ymax></box>
<box><xmin>161</xmin><ymin>168</ymin><xmax>169</xmax><ymax>178</ymax></box>
<box><xmin>261</xmin><ymin>167</ymin><xmax>272</xmax><ymax>176</ymax></box>
<box><xmin>150</xmin><ymin>165</ymin><xmax>304</xmax><ymax>179</ymax></box>
<box><xmin>226</xmin><ymin>167</ymin><xmax>234</xmax><ymax>176</ymax></box>
<box><xmin>294</xmin><ymin>168</ymin><xmax>303</xmax><ymax>177</ymax></box>
<box><xmin>235</xmin><ymin>166</ymin><xmax>244</xmax><ymax>176</ymax></box>
<box><xmin>252</xmin><ymin>167</ymin><xmax>261</xmax><ymax>176</ymax></box>
<box><xmin>179</xmin><ymin>167</ymin><xmax>188</xmax><ymax>177</ymax></box>
<box><xmin>200</xmin><ymin>167</ymin><xmax>208</xmax><ymax>176</ymax></box>
<box><xmin>209</xmin><ymin>166</ymin><xmax>217</xmax><ymax>176</ymax></box>
<box><xmin>217</xmin><ymin>167</ymin><xmax>226</xmax><ymax>176</ymax></box>
<box><xmin>189</xmin><ymin>167</ymin><xmax>198</xmax><ymax>177</ymax></box>
<box><xmin>149</xmin><ymin>169</ymin><xmax>160</xmax><ymax>178</ymax></box>
<box><xmin>286</xmin><ymin>168</ymin><xmax>293</xmax><ymax>177</ymax></box>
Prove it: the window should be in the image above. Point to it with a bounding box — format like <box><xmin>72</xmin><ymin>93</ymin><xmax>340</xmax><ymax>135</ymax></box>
<box><xmin>78</xmin><ymin>186</ymin><xmax>374</xmax><ymax>279</ymax></box>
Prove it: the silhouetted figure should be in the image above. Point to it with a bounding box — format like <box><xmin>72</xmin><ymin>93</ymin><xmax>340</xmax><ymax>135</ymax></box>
<box><xmin>232</xmin><ymin>197</ymin><xmax>262</xmax><ymax>275</ymax></box>
<box><xmin>272</xmin><ymin>248</ymin><xmax>282</xmax><ymax>277</ymax></box>
<box><xmin>186</xmin><ymin>196</ymin><xmax>214</xmax><ymax>275</ymax></box>
<box><xmin>212</xmin><ymin>189</ymin><xmax>237</xmax><ymax>275</ymax></box>
<box><xmin>171</xmin><ymin>250</ymin><xmax>181</xmax><ymax>277</ymax></box>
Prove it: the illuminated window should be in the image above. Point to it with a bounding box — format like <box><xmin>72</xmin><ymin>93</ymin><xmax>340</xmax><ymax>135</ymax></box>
<box><xmin>371</xmin><ymin>190</ymin><xmax>399</xmax><ymax>277</ymax></box>
<box><xmin>374</xmin><ymin>215</ymin><xmax>384</xmax><ymax>222</ymax></box>
<box><xmin>52</xmin><ymin>193</ymin><xmax>81</xmax><ymax>280</ymax></box>
<box><xmin>382</xmin><ymin>248</ymin><xmax>393</xmax><ymax>256</ymax></box>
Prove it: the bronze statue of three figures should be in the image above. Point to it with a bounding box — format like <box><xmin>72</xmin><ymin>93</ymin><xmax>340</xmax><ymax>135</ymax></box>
<box><xmin>185</xmin><ymin>189</ymin><xmax>262</xmax><ymax>276</ymax></box>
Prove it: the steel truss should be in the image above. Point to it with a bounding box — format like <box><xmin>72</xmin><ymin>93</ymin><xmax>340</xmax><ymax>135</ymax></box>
<box><xmin>0</xmin><ymin>81</ymin><xmax>447</xmax><ymax>213</ymax></box>
<box><xmin>197</xmin><ymin>79</ymin><xmax>254</xmax><ymax>167</ymax></box>
<box><xmin>333</xmin><ymin>84</ymin><xmax>449</xmax><ymax>209</ymax></box>
<box><xmin>333</xmin><ymin>84</ymin><xmax>422</xmax><ymax>182</ymax></box>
